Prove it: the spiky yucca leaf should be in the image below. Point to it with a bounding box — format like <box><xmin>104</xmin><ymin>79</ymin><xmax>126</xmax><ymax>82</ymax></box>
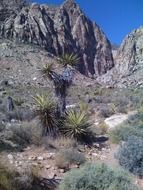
<box><xmin>33</xmin><ymin>94</ymin><xmax>58</xmax><ymax>136</ymax></box>
<box><xmin>41</xmin><ymin>63</ymin><xmax>53</xmax><ymax>78</ymax></box>
<box><xmin>59</xmin><ymin>53</ymin><xmax>79</xmax><ymax>67</ymax></box>
<box><xmin>62</xmin><ymin>109</ymin><xmax>91</xmax><ymax>140</ymax></box>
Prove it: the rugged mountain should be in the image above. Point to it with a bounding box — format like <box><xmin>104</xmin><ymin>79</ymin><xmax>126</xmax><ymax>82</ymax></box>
<box><xmin>0</xmin><ymin>0</ymin><xmax>114</xmax><ymax>77</ymax></box>
<box><xmin>97</xmin><ymin>26</ymin><xmax>143</xmax><ymax>88</ymax></box>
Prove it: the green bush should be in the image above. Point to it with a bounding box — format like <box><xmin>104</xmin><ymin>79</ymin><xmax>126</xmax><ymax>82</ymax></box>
<box><xmin>55</xmin><ymin>149</ymin><xmax>86</xmax><ymax>169</ymax></box>
<box><xmin>59</xmin><ymin>162</ymin><xmax>139</xmax><ymax>190</ymax></box>
<box><xmin>109</xmin><ymin>124</ymin><xmax>143</xmax><ymax>143</ymax></box>
<box><xmin>116</xmin><ymin>135</ymin><xmax>143</xmax><ymax>177</ymax></box>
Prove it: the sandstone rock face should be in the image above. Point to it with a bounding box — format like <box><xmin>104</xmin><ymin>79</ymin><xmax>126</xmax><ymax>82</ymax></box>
<box><xmin>0</xmin><ymin>0</ymin><xmax>114</xmax><ymax>77</ymax></box>
<box><xmin>114</xmin><ymin>27</ymin><xmax>143</xmax><ymax>87</ymax></box>
<box><xmin>97</xmin><ymin>26</ymin><xmax>143</xmax><ymax>87</ymax></box>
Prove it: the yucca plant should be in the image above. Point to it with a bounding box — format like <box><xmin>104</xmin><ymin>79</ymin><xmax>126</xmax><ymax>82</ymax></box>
<box><xmin>33</xmin><ymin>94</ymin><xmax>58</xmax><ymax>136</ymax></box>
<box><xmin>41</xmin><ymin>63</ymin><xmax>54</xmax><ymax>79</ymax></box>
<box><xmin>58</xmin><ymin>53</ymin><xmax>79</xmax><ymax>67</ymax></box>
<box><xmin>62</xmin><ymin>108</ymin><xmax>92</xmax><ymax>141</ymax></box>
<box><xmin>40</xmin><ymin>54</ymin><xmax>79</xmax><ymax>115</ymax></box>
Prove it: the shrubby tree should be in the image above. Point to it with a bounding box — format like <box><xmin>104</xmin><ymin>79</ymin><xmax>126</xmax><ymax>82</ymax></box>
<box><xmin>59</xmin><ymin>162</ymin><xmax>139</xmax><ymax>190</ymax></box>
<box><xmin>116</xmin><ymin>135</ymin><xmax>143</xmax><ymax>177</ymax></box>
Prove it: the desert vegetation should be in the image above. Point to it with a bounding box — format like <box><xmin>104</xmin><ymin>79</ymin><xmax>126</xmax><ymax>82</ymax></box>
<box><xmin>1</xmin><ymin>49</ymin><xmax>143</xmax><ymax>189</ymax></box>
<box><xmin>59</xmin><ymin>163</ymin><xmax>139</xmax><ymax>190</ymax></box>
<box><xmin>116</xmin><ymin>135</ymin><xmax>143</xmax><ymax>177</ymax></box>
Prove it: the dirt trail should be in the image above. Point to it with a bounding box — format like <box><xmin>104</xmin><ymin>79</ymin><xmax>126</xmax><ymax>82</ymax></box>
<box><xmin>104</xmin><ymin>112</ymin><xmax>136</xmax><ymax>129</ymax></box>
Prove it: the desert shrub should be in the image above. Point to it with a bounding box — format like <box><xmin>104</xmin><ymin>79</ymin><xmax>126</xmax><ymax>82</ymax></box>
<box><xmin>113</xmin><ymin>97</ymin><xmax>130</xmax><ymax>113</ymax></box>
<box><xmin>116</xmin><ymin>136</ymin><xmax>143</xmax><ymax>177</ymax></box>
<box><xmin>14</xmin><ymin>97</ymin><xmax>24</xmax><ymax>106</ymax></box>
<box><xmin>109</xmin><ymin>113</ymin><xmax>143</xmax><ymax>143</ymax></box>
<box><xmin>93</xmin><ymin>96</ymin><xmax>103</xmax><ymax>103</ymax></box>
<box><xmin>128</xmin><ymin>111</ymin><xmax>143</xmax><ymax>126</ymax></box>
<box><xmin>55</xmin><ymin>149</ymin><xmax>86</xmax><ymax>169</ymax></box>
<box><xmin>11</xmin><ymin>120</ymin><xmax>42</xmax><ymax>147</ymax></box>
<box><xmin>61</xmin><ymin>108</ymin><xmax>93</xmax><ymax>142</ymax></box>
<box><xmin>59</xmin><ymin>162</ymin><xmax>139</xmax><ymax>190</ymax></box>
<box><xmin>44</xmin><ymin>136</ymin><xmax>77</xmax><ymax>150</ymax></box>
<box><xmin>90</xmin><ymin>121</ymin><xmax>108</xmax><ymax>135</ymax></box>
<box><xmin>6</xmin><ymin>109</ymin><xmax>35</xmax><ymax>121</ymax></box>
<box><xmin>109</xmin><ymin>125</ymin><xmax>143</xmax><ymax>143</ymax></box>
<box><xmin>97</xmin><ymin>121</ymin><xmax>108</xmax><ymax>135</ymax></box>
<box><xmin>0</xmin><ymin>157</ymin><xmax>34</xmax><ymax>190</ymax></box>
<box><xmin>98</xmin><ymin>105</ymin><xmax>115</xmax><ymax>118</ymax></box>
<box><xmin>116</xmin><ymin>103</ymin><xmax>128</xmax><ymax>113</ymax></box>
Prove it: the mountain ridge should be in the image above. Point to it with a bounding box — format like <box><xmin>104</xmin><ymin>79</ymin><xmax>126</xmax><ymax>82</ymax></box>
<box><xmin>0</xmin><ymin>0</ymin><xmax>114</xmax><ymax>77</ymax></box>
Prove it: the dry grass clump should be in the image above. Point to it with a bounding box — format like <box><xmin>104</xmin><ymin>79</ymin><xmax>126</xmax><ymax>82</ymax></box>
<box><xmin>0</xmin><ymin>156</ymin><xmax>36</xmax><ymax>190</ymax></box>
<box><xmin>55</xmin><ymin>149</ymin><xmax>86</xmax><ymax>169</ymax></box>
<box><xmin>44</xmin><ymin>136</ymin><xmax>77</xmax><ymax>150</ymax></box>
<box><xmin>11</xmin><ymin>120</ymin><xmax>42</xmax><ymax>147</ymax></box>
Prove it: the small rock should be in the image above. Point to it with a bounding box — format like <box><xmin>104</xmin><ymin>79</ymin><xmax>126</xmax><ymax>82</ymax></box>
<box><xmin>24</xmin><ymin>146</ymin><xmax>31</xmax><ymax>151</ymax></box>
<box><xmin>46</xmin><ymin>153</ymin><xmax>55</xmax><ymax>159</ymax></box>
<box><xmin>48</xmin><ymin>171</ymin><xmax>57</xmax><ymax>178</ymax></box>
<box><xmin>59</xmin><ymin>169</ymin><xmax>65</xmax><ymax>173</ymax></box>
<box><xmin>92</xmin><ymin>153</ymin><xmax>98</xmax><ymax>157</ymax></box>
<box><xmin>70</xmin><ymin>164</ymin><xmax>79</xmax><ymax>169</ymax></box>
<box><xmin>45</xmin><ymin>165</ymin><xmax>51</xmax><ymax>169</ymax></box>
<box><xmin>6</xmin><ymin>123</ymin><xmax>12</xmax><ymax>128</ymax></box>
<box><xmin>7</xmin><ymin>154</ymin><xmax>13</xmax><ymax>160</ymax></box>
<box><xmin>32</xmin><ymin>162</ymin><xmax>38</xmax><ymax>166</ymax></box>
<box><xmin>9</xmin><ymin>160</ymin><xmax>14</xmax><ymax>164</ymax></box>
<box><xmin>33</xmin><ymin>77</ymin><xmax>37</xmax><ymax>81</ymax></box>
<box><xmin>18</xmin><ymin>161</ymin><xmax>22</xmax><ymax>166</ymax></box>
<box><xmin>93</xmin><ymin>143</ymin><xmax>100</xmax><ymax>148</ymax></box>
<box><xmin>28</xmin><ymin>156</ymin><xmax>36</xmax><ymax>161</ymax></box>
<box><xmin>101</xmin><ymin>148</ymin><xmax>106</xmax><ymax>151</ymax></box>
<box><xmin>11</xmin><ymin>119</ymin><xmax>16</xmax><ymax>123</ymax></box>
<box><xmin>37</xmin><ymin>156</ymin><xmax>44</xmax><ymax>161</ymax></box>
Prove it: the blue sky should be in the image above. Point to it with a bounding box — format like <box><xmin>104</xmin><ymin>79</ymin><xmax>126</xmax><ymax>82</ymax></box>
<box><xmin>34</xmin><ymin>0</ymin><xmax>143</xmax><ymax>44</ymax></box>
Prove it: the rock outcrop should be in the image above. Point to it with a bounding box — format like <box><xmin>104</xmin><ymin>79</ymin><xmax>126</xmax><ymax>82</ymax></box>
<box><xmin>0</xmin><ymin>0</ymin><xmax>114</xmax><ymax>77</ymax></box>
<box><xmin>97</xmin><ymin>26</ymin><xmax>143</xmax><ymax>87</ymax></box>
<box><xmin>114</xmin><ymin>27</ymin><xmax>143</xmax><ymax>87</ymax></box>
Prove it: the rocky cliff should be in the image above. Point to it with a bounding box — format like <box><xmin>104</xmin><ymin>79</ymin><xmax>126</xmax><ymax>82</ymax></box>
<box><xmin>114</xmin><ymin>27</ymin><xmax>143</xmax><ymax>87</ymax></box>
<box><xmin>97</xmin><ymin>26</ymin><xmax>143</xmax><ymax>88</ymax></box>
<box><xmin>0</xmin><ymin>0</ymin><xmax>114</xmax><ymax>77</ymax></box>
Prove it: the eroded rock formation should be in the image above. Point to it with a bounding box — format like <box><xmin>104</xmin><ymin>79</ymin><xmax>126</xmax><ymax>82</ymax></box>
<box><xmin>96</xmin><ymin>26</ymin><xmax>143</xmax><ymax>87</ymax></box>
